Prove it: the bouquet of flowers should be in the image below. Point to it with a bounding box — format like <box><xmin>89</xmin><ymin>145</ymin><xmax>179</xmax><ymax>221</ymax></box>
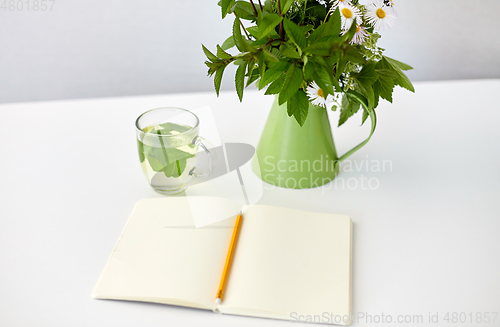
<box><xmin>203</xmin><ymin>0</ymin><xmax>414</xmax><ymax>126</ymax></box>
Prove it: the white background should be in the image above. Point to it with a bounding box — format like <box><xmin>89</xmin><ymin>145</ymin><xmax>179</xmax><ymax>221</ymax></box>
<box><xmin>1</xmin><ymin>0</ymin><xmax>500</xmax><ymax>103</ymax></box>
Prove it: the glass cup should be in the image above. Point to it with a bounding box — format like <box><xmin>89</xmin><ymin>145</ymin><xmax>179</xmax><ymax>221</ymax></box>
<box><xmin>135</xmin><ymin>108</ymin><xmax>215</xmax><ymax>195</ymax></box>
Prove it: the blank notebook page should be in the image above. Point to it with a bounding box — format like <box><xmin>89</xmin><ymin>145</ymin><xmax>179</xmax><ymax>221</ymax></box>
<box><xmin>92</xmin><ymin>197</ymin><xmax>240</xmax><ymax>310</ymax></box>
<box><xmin>219</xmin><ymin>205</ymin><xmax>352</xmax><ymax>321</ymax></box>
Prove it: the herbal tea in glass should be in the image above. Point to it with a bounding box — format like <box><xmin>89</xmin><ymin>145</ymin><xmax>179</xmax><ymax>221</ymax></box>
<box><xmin>135</xmin><ymin>108</ymin><xmax>214</xmax><ymax>195</ymax></box>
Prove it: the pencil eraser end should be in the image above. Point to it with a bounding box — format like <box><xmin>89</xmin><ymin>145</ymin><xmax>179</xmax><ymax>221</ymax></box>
<box><xmin>215</xmin><ymin>298</ymin><xmax>222</xmax><ymax>305</ymax></box>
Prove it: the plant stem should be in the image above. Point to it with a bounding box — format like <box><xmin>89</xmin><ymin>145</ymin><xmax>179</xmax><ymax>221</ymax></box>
<box><xmin>259</xmin><ymin>38</ymin><xmax>282</xmax><ymax>50</ymax></box>
<box><xmin>302</xmin><ymin>0</ymin><xmax>307</xmax><ymax>25</ymax></box>
<box><xmin>278</xmin><ymin>0</ymin><xmax>284</xmax><ymax>39</ymax></box>
<box><xmin>323</xmin><ymin>1</ymin><xmax>332</xmax><ymax>24</ymax></box>
<box><xmin>323</xmin><ymin>10</ymin><xmax>330</xmax><ymax>24</ymax></box>
<box><xmin>249</xmin><ymin>0</ymin><xmax>258</xmax><ymax>17</ymax></box>
<box><xmin>238</xmin><ymin>18</ymin><xmax>251</xmax><ymax>39</ymax></box>
<box><xmin>258</xmin><ymin>0</ymin><xmax>263</xmax><ymax>10</ymax></box>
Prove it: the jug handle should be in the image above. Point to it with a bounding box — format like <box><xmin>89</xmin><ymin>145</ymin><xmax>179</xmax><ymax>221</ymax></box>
<box><xmin>337</xmin><ymin>103</ymin><xmax>377</xmax><ymax>163</ymax></box>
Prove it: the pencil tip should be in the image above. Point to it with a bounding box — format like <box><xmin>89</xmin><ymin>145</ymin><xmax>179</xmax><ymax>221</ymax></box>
<box><xmin>215</xmin><ymin>298</ymin><xmax>222</xmax><ymax>305</ymax></box>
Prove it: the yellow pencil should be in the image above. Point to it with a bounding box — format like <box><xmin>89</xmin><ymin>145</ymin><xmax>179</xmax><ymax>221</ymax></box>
<box><xmin>215</xmin><ymin>213</ymin><xmax>243</xmax><ymax>304</ymax></box>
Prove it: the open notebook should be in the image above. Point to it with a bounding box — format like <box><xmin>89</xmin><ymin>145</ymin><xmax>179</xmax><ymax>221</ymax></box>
<box><xmin>92</xmin><ymin>197</ymin><xmax>353</xmax><ymax>325</ymax></box>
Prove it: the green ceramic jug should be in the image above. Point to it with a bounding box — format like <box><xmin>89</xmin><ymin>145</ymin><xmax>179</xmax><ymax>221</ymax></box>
<box><xmin>252</xmin><ymin>95</ymin><xmax>376</xmax><ymax>189</ymax></box>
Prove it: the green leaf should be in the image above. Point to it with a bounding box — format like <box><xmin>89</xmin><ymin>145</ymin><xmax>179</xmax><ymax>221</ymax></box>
<box><xmin>259</xmin><ymin>69</ymin><xmax>283</xmax><ymax>90</ymax></box>
<box><xmin>361</xmin><ymin>108</ymin><xmax>369</xmax><ymax>125</ymax></box>
<box><xmin>235</xmin><ymin>62</ymin><xmax>247</xmax><ymax>101</ymax></box>
<box><xmin>307</xmin><ymin>24</ymin><xmax>327</xmax><ymax>45</ymax></box>
<box><xmin>280</xmin><ymin>43</ymin><xmax>301</xmax><ymax>59</ymax></box>
<box><xmin>258</xmin><ymin>51</ymin><xmax>266</xmax><ymax>77</ymax></box>
<box><xmin>382</xmin><ymin>57</ymin><xmax>414</xmax><ymax>92</ymax></box>
<box><xmin>303</xmin><ymin>62</ymin><xmax>314</xmax><ymax>80</ymax></box>
<box><xmin>335</xmin><ymin>56</ymin><xmax>346</xmax><ymax>79</ymax></box>
<box><xmin>287</xmin><ymin>89</ymin><xmax>309</xmax><ymax>126</ymax></box>
<box><xmin>323</xmin><ymin>55</ymin><xmax>338</xmax><ymax>73</ymax></box>
<box><xmin>311</xmin><ymin>57</ymin><xmax>341</xmax><ymax>92</ymax></box>
<box><xmin>147</xmin><ymin>147</ymin><xmax>169</xmax><ymax>172</ymax></box>
<box><xmin>350</xmin><ymin>63</ymin><xmax>378</xmax><ymax>108</ymax></box>
<box><xmin>395</xmin><ymin>70</ymin><xmax>414</xmax><ymax>92</ymax></box>
<box><xmin>247</xmin><ymin>69</ymin><xmax>260</xmax><ymax>87</ymax></box>
<box><xmin>265</xmin><ymin>74</ymin><xmax>286</xmax><ymax>95</ymax></box>
<box><xmin>322</xmin><ymin>8</ymin><xmax>341</xmax><ymax>37</ymax></box>
<box><xmin>306</xmin><ymin>3</ymin><xmax>327</xmax><ymax>23</ymax></box>
<box><xmin>163</xmin><ymin>159</ymin><xmax>187</xmax><ymax>178</ymax></box>
<box><xmin>375</xmin><ymin>68</ymin><xmax>398</xmax><ymax>81</ymax></box>
<box><xmin>206</xmin><ymin>62</ymin><xmax>220</xmax><ymax>77</ymax></box>
<box><xmin>214</xmin><ymin>65</ymin><xmax>226</xmax><ymax>97</ymax></box>
<box><xmin>221</xmin><ymin>36</ymin><xmax>236</xmax><ymax>50</ymax></box>
<box><xmin>246</xmin><ymin>26</ymin><xmax>260</xmax><ymax>39</ymax></box>
<box><xmin>351</xmin><ymin>62</ymin><xmax>378</xmax><ymax>85</ymax></box>
<box><xmin>137</xmin><ymin>140</ymin><xmax>145</xmax><ymax>162</ymax></box>
<box><xmin>373</xmin><ymin>79</ymin><xmax>393</xmax><ymax>104</ymax></box>
<box><xmin>341</xmin><ymin>17</ymin><xmax>358</xmax><ymax>43</ymax></box>
<box><xmin>303</xmin><ymin>41</ymin><xmax>335</xmax><ymax>56</ymax></box>
<box><xmin>347</xmin><ymin>90</ymin><xmax>369</xmax><ymax>111</ymax></box>
<box><xmin>233</xmin><ymin>1</ymin><xmax>256</xmax><ymax>20</ymax></box>
<box><xmin>233</xmin><ymin>17</ymin><xmax>245</xmax><ymax>52</ymax></box>
<box><xmin>384</xmin><ymin>56</ymin><xmax>413</xmax><ymax>71</ymax></box>
<box><xmin>146</xmin><ymin>145</ymin><xmax>194</xmax><ymax>174</ymax></box>
<box><xmin>157</xmin><ymin>122</ymin><xmax>191</xmax><ymax>134</ymax></box>
<box><xmin>307</xmin><ymin>8</ymin><xmax>340</xmax><ymax>43</ymax></box>
<box><xmin>311</xmin><ymin>55</ymin><xmax>327</xmax><ymax>67</ymax></box>
<box><xmin>339</xmin><ymin>94</ymin><xmax>361</xmax><ymax>126</ymax></box>
<box><xmin>373</xmin><ymin>86</ymin><xmax>380</xmax><ymax>110</ymax></box>
<box><xmin>283</xmin><ymin>18</ymin><xmax>307</xmax><ymax>50</ymax></box>
<box><xmin>262</xmin><ymin>48</ymin><xmax>280</xmax><ymax>63</ymax></box>
<box><xmin>345</xmin><ymin>47</ymin><xmax>365</xmax><ymax>64</ymax></box>
<box><xmin>278</xmin><ymin>64</ymin><xmax>304</xmax><ymax>106</ymax></box>
<box><xmin>268</xmin><ymin>60</ymin><xmax>290</xmax><ymax>71</ymax></box>
<box><xmin>263</xmin><ymin>0</ymin><xmax>273</xmax><ymax>11</ymax></box>
<box><xmin>256</xmin><ymin>12</ymin><xmax>282</xmax><ymax>39</ymax></box>
<box><xmin>373</xmin><ymin>67</ymin><xmax>397</xmax><ymax>103</ymax></box>
<box><xmin>232</xmin><ymin>18</ymin><xmax>256</xmax><ymax>53</ymax></box>
<box><xmin>280</xmin><ymin>0</ymin><xmax>294</xmax><ymax>13</ymax></box>
<box><xmin>301</xmin><ymin>25</ymin><xmax>314</xmax><ymax>34</ymax></box>
<box><xmin>311</xmin><ymin>62</ymin><xmax>336</xmax><ymax>97</ymax></box>
<box><xmin>217</xmin><ymin>45</ymin><xmax>232</xmax><ymax>60</ymax></box>
<box><xmin>221</xmin><ymin>0</ymin><xmax>235</xmax><ymax>19</ymax></box>
<box><xmin>202</xmin><ymin>44</ymin><xmax>218</xmax><ymax>62</ymax></box>
<box><xmin>247</xmin><ymin>59</ymin><xmax>255</xmax><ymax>80</ymax></box>
<box><xmin>352</xmin><ymin>78</ymin><xmax>375</xmax><ymax>110</ymax></box>
<box><xmin>246</xmin><ymin>70</ymin><xmax>260</xmax><ymax>87</ymax></box>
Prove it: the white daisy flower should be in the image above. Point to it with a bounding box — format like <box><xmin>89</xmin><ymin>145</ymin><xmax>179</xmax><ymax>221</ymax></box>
<box><xmin>365</xmin><ymin>0</ymin><xmax>397</xmax><ymax>31</ymax></box>
<box><xmin>330</xmin><ymin>0</ymin><xmax>352</xmax><ymax>9</ymax></box>
<box><xmin>351</xmin><ymin>24</ymin><xmax>369</xmax><ymax>44</ymax></box>
<box><xmin>307</xmin><ymin>83</ymin><xmax>335</xmax><ymax>110</ymax></box>
<box><xmin>335</xmin><ymin>2</ymin><xmax>362</xmax><ymax>31</ymax></box>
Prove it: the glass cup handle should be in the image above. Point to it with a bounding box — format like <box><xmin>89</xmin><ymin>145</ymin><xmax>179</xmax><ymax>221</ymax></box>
<box><xmin>190</xmin><ymin>136</ymin><xmax>216</xmax><ymax>178</ymax></box>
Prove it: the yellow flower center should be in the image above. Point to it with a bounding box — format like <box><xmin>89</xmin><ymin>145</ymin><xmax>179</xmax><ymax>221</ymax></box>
<box><xmin>317</xmin><ymin>88</ymin><xmax>324</xmax><ymax>98</ymax></box>
<box><xmin>356</xmin><ymin>25</ymin><xmax>360</xmax><ymax>33</ymax></box>
<box><xmin>342</xmin><ymin>7</ymin><xmax>353</xmax><ymax>19</ymax></box>
<box><xmin>376</xmin><ymin>8</ymin><xmax>386</xmax><ymax>19</ymax></box>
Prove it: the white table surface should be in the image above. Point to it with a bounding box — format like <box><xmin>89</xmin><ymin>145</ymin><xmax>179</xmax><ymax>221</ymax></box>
<box><xmin>1</xmin><ymin>80</ymin><xmax>499</xmax><ymax>327</ymax></box>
